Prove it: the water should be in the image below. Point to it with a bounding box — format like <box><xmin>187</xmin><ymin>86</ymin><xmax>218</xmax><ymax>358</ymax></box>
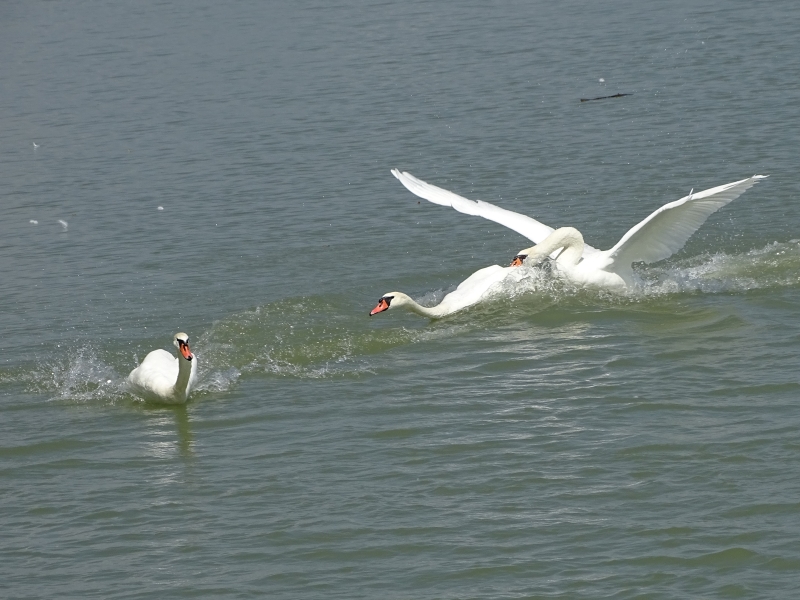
<box><xmin>2</xmin><ymin>0</ymin><xmax>800</xmax><ymax>597</ymax></box>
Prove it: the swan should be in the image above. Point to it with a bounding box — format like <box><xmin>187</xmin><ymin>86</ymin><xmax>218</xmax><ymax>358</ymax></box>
<box><xmin>127</xmin><ymin>332</ymin><xmax>198</xmax><ymax>403</ymax></box>
<box><xmin>370</xmin><ymin>264</ymin><xmax>520</xmax><ymax>318</ymax></box>
<box><xmin>392</xmin><ymin>169</ymin><xmax>767</xmax><ymax>290</ymax></box>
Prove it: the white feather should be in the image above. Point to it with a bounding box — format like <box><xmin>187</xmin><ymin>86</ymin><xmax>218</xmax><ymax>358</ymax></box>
<box><xmin>391</xmin><ymin>169</ymin><xmax>586</xmax><ymax>250</ymax></box>
<box><xmin>606</xmin><ymin>176</ymin><xmax>768</xmax><ymax>267</ymax></box>
<box><xmin>392</xmin><ymin>170</ymin><xmax>767</xmax><ymax>289</ymax></box>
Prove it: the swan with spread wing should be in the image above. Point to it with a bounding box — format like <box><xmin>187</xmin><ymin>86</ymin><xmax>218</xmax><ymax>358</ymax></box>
<box><xmin>391</xmin><ymin>169</ymin><xmax>767</xmax><ymax>290</ymax></box>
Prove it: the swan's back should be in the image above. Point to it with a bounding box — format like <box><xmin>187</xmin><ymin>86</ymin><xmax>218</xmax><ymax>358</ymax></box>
<box><xmin>439</xmin><ymin>265</ymin><xmax>513</xmax><ymax>314</ymax></box>
<box><xmin>128</xmin><ymin>349</ymin><xmax>180</xmax><ymax>400</ymax></box>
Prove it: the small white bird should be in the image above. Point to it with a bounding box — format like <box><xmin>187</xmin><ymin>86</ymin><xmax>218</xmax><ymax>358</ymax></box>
<box><xmin>157</xmin><ymin>206</ymin><xmax>164</xmax><ymax>211</ymax></box>
<box><xmin>30</xmin><ymin>219</ymin><xmax>38</xmax><ymax>225</ymax></box>
<box><xmin>127</xmin><ymin>332</ymin><xmax>198</xmax><ymax>403</ymax></box>
<box><xmin>32</xmin><ymin>142</ymin><xmax>39</xmax><ymax>149</ymax></box>
<box><xmin>58</xmin><ymin>219</ymin><xmax>68</xmax><ymax>231</ymax></box>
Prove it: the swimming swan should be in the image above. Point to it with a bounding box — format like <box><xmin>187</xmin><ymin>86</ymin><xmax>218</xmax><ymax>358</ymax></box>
<box><xmin>392</xmin><ymin>169</ymin><xmax>767</xmax><ymax>290</ymax></box>
<box><xmin>127</xmin><ymin>332</ymin><xmax>198</xmax><ymax>403</ymax></box>
<box><xmin>370</xmin><ymin>264</ymin><xmax>518</xmax><ymax>318</ymax></box>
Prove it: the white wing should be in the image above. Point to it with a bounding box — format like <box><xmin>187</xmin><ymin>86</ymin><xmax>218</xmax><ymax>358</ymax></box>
<box><xmin>606</xmin><ymin>175</ymin><xmax>767</xmax><ymax>267</ymax></box>
<box><xmin>392</xmin><ymin>169</ymin><xmax>560</xmax><ymax>245</ymax></box>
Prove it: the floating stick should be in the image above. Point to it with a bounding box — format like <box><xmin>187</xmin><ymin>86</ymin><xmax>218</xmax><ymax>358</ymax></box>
<box><xmin>580</xmin><ymin>93</ymin><xmax>631</xmax><ymax>102</ymax></box>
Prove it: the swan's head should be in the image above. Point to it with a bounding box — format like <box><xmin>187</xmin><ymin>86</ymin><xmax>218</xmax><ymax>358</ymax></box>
<box><xmin>511</xmin><ymin>241</ymin><xmax>550</xmax><ymax>266</ymax></box>
<box><xmin>173</xmin><ymin>332</ymin><xmax>194</xmax><ymax>361</ymax></box>
<box><xmin>369</xmin><ymin>293</ymin><xmax>414</xmax><ymax>316</ymax></box>
<box><xmin>370</xmin><ymin>294</ymin><xmax>395</xmax><ymax>316</ymax></box>
<box><xmin>510</xmin><ymin>253</ymin><xmax>528</xmax><ymax>267</ymax></box>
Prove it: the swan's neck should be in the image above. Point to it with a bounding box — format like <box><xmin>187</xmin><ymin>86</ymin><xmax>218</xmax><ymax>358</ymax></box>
<box><xmin>521</xmin><ymin>227</ymin><xmax>584</xmax><ymax>267</ymax></box>
<box><xmin>385</xmin><ymin>292</ymin><xmax>448</xmax><ymax>318</ymax></box>
<box><xmin>173</xmin><ymin>356</ymin><xmax>194</xmax><ymax>399</ymax></box>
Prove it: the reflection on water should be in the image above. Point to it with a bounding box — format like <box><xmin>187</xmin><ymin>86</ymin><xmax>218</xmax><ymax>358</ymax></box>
<box><xmin>140</xmin><ymin>404</ymin><xmax>195</xmax><ymax>461</ymax></box>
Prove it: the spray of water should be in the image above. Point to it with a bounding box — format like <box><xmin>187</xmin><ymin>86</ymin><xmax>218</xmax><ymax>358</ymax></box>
<box><xmin>16</xmin><ymin>242</ymin><xmax>800</xmax><ymax>402</ymax></box>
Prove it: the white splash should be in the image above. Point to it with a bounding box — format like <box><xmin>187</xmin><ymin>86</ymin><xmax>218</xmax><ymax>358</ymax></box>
<box><xmin>34</xmin><ymin>347</ymin><xmax>124</xmax><ymax>403</ymax></box>
<box><xmin>639</xmin><ymin>241</ymin><xmax>800</xmax><ymax>296</ymax></box>
<box><xmin>438</xmin><ymin>242</ymin><xmax>800</xmax><ymax>307</ymax></box>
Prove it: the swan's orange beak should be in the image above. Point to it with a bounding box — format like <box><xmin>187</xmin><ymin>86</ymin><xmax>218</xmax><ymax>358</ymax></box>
<box><xmin>370</xmin><ymin>297</ymin><xmax>391</xmax><ymax>316</ymax></box>
<box><xmin>178</xmin><ymin>340</ymin><xmax>193</xmax><ymax>361</ymax></box>
<box><xmin>510</xmin><ymin>254</ymin><xmax>527</xmax><ymax>267</ymax></box>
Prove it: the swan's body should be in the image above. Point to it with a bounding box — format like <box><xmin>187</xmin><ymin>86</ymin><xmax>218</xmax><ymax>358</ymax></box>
<box><xmin>514</xmin><ymin>226</ymin><xmax>628</xmax><ymax>289</ymax></box>
<box><xmin>127</xmin><ymin>332</ymin><xmax>197</xmax><ymax>403</ymax></box>
<box><xmin>392</xmin><ymin>169</ymin><xmax>767</xmax><ymax>290</ymax></box>
<box><xmin>371</xmin><ymin>264</ymin><xmax>517</xmax><ymax>318</ymax></box>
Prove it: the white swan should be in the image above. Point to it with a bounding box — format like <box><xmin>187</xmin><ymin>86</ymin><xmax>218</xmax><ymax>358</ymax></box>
<box><xmin>392</xmin><ymin>169</ymin><xmax>767</xmax><ymax>290</ymax></box>
<box><xmin>370</xmin><ymin>264</ymin><xmax>519</xmax><ymax>318</ymax></box>
<box><xmin>127</xmin><ymin>332</ymin><xmax>198</xmax><ymax>403</ymax></box>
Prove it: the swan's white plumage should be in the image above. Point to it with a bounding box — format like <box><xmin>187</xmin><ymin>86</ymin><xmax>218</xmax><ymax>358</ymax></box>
<box><xmin>606</xmin><ymin>176</ymin><xmax>767</xmax><ymax>267</ymax></box>
<box><xmin>392</xmin><ymin>169</ymin><xmax>601</xmax><ymax>256</ymax></box>
<box><xmin>127</xmin><ymin>333</ymin><xmax>197</xmax><ymax>403</ymax></box>
<box><xmin>372</xmin><ymin>264</ymin><xmax>516</xmax><ymax>318</ymax></box>
<box><xmin>392</xmin><ymin>170</ymin><xmax>767</xmax><ymax>289</ymax></box>
<box><xmin>394</xmin><ymin>170</ymin><xmax>556</xmax><ymax>247</ymax></box>
<box><xmin>129</xmin><ymin>349</ymin><xmax>183</xmax><ymax>395</ymax></box>
<box><xmin>432</xmin><ymin>264</ymin><xmax>516</xmax><ymax>315</ymax></box>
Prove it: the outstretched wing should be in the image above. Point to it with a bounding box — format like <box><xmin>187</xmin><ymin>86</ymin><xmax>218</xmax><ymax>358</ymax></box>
<box><xmin>392</xmin><ymin>169</ymin><xmax>558</xmax><ymax>245</ymax></box>
<box><xmin>606</xmin><ymin>175</ymin><xmax>767</xmax><ymax>267</ymax></box>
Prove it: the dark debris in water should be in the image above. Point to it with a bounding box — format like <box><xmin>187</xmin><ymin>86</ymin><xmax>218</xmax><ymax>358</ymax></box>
<box><xmin>580</xmin><ymin>92</ymin><xmax>631</xmax><ymax>102</ymax></box>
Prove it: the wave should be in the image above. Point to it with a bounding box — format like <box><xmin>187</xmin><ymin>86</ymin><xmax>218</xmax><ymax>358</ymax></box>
<box><xmin>7</xmin><ymin>242</ymin><xmax>798</xmax><ymax>403</ymax></box>
<box><xmin>639</xmin><ymin>240</ymin><xmax>800</xmax><ymax>295</ymax></box>
<box><xmin>10</xmin><ymin>296</ymin><xmax>425</xmax><ymax>404</ymax></box>
<box><xmin>504</xmin><ymin>239</ymin><xmax>800</xmax><ymax>304</ymax></box>
<box><xmin>1</xmin><ymin>346</ymin><xmax>127</xmax><ymax>404</ymax></box>
<box><xmin>195</xmin><ymin>296</ymin><xmax>422</xmax><ymax>379</ymax></box>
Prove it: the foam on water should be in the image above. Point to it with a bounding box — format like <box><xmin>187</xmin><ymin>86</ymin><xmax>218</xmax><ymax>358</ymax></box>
<box><xmin>17</xmin><ymin>346</ymin><xmax>127</xmax><ymax>404</ymax></box>
<box><xmin>639</xmin><ymin>240</ymin><xmax>800</xmax><ymax>296</ymax></box>
<box><xmin>503</xmin><ymin>240</ymin><xmax>800</xmax><ymax>305</ymax></box>
<box><xmin>11</xmin><ymin>242</ymin><xmax>800</xmax><ymax>403</ymax></box>
<box><xmin>196</xmin><ymin>296</ymin><xmax>422</xmax><ymax>380</ymax></box>
<box><xmin>14</xmin><ymin>345</ymin><xmax>241</xmax><ymax>405</ymax></box>
<box><xmin>10</xmin><ymin>299</ymin><xmax>422</xmax><ymax>403</ymax></box>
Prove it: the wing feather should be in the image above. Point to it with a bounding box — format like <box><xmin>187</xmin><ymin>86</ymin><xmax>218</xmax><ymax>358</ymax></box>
<box><xmin>606</xmin><ymin>175</ymin><xmax>767</xmax><ymax>267</ymax></box>
<box><xmin>391</xmin><ymin>169</ymin><xmax>557</xmax><ymax>245</ymax></box>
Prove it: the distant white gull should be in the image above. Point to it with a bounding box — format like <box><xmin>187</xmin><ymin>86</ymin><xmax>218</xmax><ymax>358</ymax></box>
<box><xmin>58</xmin><ymin>220</ymin><xmax>68</xmax><ymax>231</ymax></box>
